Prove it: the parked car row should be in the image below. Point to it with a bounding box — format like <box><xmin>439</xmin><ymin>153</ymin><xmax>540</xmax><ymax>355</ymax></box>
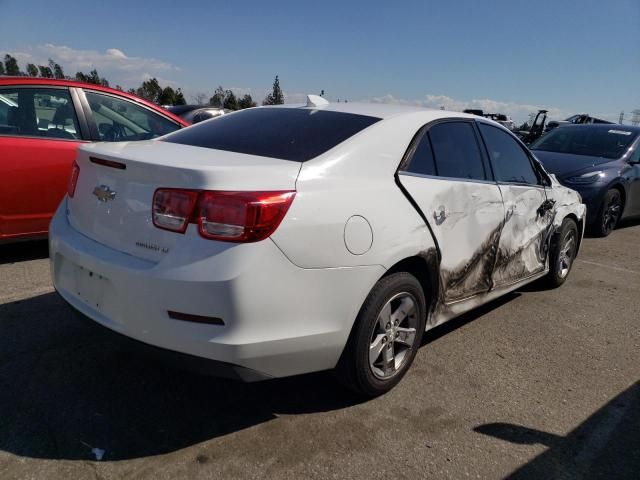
<box><xmin>531</xmin><ymin>124</ymin><xmax>640</xmax><ymax>236</ymax></box>
<box><xmin>2</xmin><ymin>77</ymin><xmax>638</xmax><ymax>396</ymax></box>
<box><xmin>165</xmin><ymin>104</ymin><xmax>227</xmax><ymax>124</ymax></box>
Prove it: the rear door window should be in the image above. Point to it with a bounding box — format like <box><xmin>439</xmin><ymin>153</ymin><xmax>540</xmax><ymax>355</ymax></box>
<box><xmin>404</xmin><ymin>132</ymin><xmax>437</xmax><ymax>176</ymax></box>
<box><xmin>84</xmin><ymin>91</ymin><xmax>179</xmax><ymax>141</ymax></box>
<box><xmin>162</xmin><ymin>107</ymin><xmax>381</xmax><ymax>162</ymax></box>
<box><xmin>428</xmin><ymin>122</ymin><xmax>487</xmax><ymax>180</ymax></box>
<box><xmin>0</xmin><ymin>87</ymin><xmax>80</xmax><ymax>140</ymax></box>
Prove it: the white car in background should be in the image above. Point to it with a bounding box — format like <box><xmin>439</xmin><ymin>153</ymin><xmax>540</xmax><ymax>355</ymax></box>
<box><xmin>50</xmin><ymin>96</ymin><xmax>585</xmax><ymax>396</ymax></box>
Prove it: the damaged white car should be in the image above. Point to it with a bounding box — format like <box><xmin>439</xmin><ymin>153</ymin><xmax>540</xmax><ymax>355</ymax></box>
<box><xmin>50</xmin><ymin>97</ymin><xmax>586</xmax><ymax>396</ymax></box>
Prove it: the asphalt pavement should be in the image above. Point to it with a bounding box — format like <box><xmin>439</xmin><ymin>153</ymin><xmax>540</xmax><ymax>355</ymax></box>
<box><xmin>0</xmin><ymin>222</ymin><xmax>638</xmax><ymax>479</ymax></box>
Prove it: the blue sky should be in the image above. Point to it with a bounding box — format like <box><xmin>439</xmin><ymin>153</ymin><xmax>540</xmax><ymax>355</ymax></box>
<box><xmin>1</xmin><ymin>0</ymin><xmax>638</xmax><ymax>122</ymax></box>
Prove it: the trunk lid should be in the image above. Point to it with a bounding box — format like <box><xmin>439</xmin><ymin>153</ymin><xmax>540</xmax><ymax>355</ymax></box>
<box><xmin>67</xmin><ymin>140</ymin><xmax>301</xmax><ymax>262</ymax></box>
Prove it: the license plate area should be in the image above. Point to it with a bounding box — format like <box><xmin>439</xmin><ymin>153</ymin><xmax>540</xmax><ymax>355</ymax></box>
<box><xmin>73</xmin><ymin>265</ymin><xmax>109</xmax><ymax>311</ymax></box>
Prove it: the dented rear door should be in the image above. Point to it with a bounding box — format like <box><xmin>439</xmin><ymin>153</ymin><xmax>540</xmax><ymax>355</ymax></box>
<box><xmin>398</xmin><ymin>120</ymin><xmax>505</xmax><ymax>302</ymax></box>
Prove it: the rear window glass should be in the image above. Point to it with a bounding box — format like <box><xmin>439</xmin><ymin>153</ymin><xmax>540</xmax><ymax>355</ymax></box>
<box><xmin>162</xmin><ymin>107</ymin><xmax>381</xmax><ymax>162</ymax></box>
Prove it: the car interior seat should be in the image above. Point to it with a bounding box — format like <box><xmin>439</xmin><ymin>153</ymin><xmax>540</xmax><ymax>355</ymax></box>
<box><xmin>47</xmin><ymin>103</ymin><xmax>77</xmax><ymax>139</ymax></box>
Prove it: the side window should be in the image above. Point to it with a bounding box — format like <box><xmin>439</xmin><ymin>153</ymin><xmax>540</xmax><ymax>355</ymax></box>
<box><xmin>0</xmin><ymin>87</ymin><xmax>80</xmax><ymax>140</ymax></box>
<box><xmin>428</xmin><ymin>122</ymin><xmax>487</xmax><ymax>180</ymax></box>
<box><xmin>85</xmin><ymin>91</ymin><xmax>179</xmax><ymax>141</ymax></box>
<box><xmin>404</xmin><ymin>131</ymin><xmax>436</xmax><ymax>176</ymax></box>
<box><xmin>479</xmin><ymin>123</ymin><xmax>539</xmax><ymax>185</ymax></box>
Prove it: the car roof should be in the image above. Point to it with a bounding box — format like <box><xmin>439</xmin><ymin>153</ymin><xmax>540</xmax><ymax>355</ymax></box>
<box><xmin>265</xmin><ymin>101</ymin><xmax>479</xmax><ymax>121</ymax></box>
<box><xmin>0</xmin><ymin>76</ymin><xmax>189</xmax><ymax>126</ymax></box>
<box><xmin>556</xmin><ymin>123</ymin><xmax>640</xmax><ymax>133</ymax></box>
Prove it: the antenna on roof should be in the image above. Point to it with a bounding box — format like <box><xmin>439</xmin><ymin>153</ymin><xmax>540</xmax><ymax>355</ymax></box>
<box><xmin>306</xmin><ymin>94</ymin><xmax>329</xmax><ymax>108</ymax></box>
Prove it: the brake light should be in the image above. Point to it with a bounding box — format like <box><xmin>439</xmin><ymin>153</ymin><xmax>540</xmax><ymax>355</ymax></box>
<box><xmin>152</xmin><ymin>189</ymin><xmax>199</xmax><ymax>233</ymax></box>
<box><xmin>151</xmin><ymin>189</ymin><xmax>296</xmax><ymax>242</ymax></box>
<box><xmin>198</xmin><ymin>191</ymin><xmax>296</xmax><ymax>242</ymax></box>
<box><xmin>68</xmin><ymin>161</ymin><xmax>80</xmax><ymax>198</ymax></box>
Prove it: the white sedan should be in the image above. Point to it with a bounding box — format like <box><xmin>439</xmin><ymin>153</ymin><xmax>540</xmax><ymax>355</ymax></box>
<box><xmin>50</xmin><ymin>96</ymin><xmax>585</xmax><ymax>396</ymax></box>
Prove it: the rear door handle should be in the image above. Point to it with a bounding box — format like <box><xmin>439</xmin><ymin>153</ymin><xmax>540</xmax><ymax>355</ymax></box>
<box><xmin>433</xmin><ymin>207</ymin><xmax>446</xmax><ymax>225</ymax></box>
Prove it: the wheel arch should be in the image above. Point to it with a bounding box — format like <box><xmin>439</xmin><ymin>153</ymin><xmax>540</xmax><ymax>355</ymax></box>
<box><xmin>563</xmin><ymin>212</ymin><xmax>584</xmax><ymax>253</ymax></box>
<box><xmin>609</xmin><ymin>182</ymin><xmax>627</xmax><ymax>215</ymax></box>
<box><xmin>383</xmin><ymin>253</ymin><xmax>441</xmax><ymax>318</ymax></box>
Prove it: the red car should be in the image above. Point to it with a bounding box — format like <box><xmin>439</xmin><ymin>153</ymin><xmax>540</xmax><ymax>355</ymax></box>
<box><xmin>0</xmin><ymin>77</ymin><xmax>189</xmax><ymax>243</ymax></box>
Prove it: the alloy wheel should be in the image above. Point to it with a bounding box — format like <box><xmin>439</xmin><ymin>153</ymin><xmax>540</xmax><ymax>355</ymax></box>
<box><xmin>602</xmin><ymin>193</ymin><xmax>622</xmax><ymax>235</ymax></box>
<box><xmin>558</xmin><ymin>230</ymin><xmax>576</xmax><ymax>279</ymax></box>
<box><xmin>368</xmin><ymin>292</ymin><xmax>419</xmax><ymax>379</ymax></box>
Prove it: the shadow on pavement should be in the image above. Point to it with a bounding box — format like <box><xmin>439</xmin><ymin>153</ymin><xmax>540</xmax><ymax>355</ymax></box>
<box><xmin>0</xmin><ymin>287</ymin><xmax>523</xmax><ymax>461</ymax></box>
<box><xmin>474</xmin><ymin>381</ymin><xmax>640</xmax><ymax>479</ymax></box>
<box><xmin>0</xmin><ymin>240</ymin><xmax>49</xmax><ymax>265</ymax></box>
<box><xmin>0</xmin><ymin>292</ymin><xmax>363</xmax><ymax>461</ymax></box>
<box><xmin>616</xmin><ymin>217</ymin><xmax>640</xmax><ymax>231</ymax></box>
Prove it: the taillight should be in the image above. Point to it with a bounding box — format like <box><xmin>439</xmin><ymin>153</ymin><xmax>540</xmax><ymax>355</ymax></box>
<box><xmin>152</xmin><ymin>189</ymin><xmax>199</xmax><ymax>233</ymax></box>
<box><xmin>151</xmin><ymin>189</ymin><xmax>296</xmax><ymax>242</ymax></box>
<box><xmin>198</xmin><ymin>191</ymin><xmax>296</xmax><ymax>242</ymax></box>
<box><xmin>67</xmin><ymin>161</ymin><xmax>80</xmax><ymax>198</ymax></box>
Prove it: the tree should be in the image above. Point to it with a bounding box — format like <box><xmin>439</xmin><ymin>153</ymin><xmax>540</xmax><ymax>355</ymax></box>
<box><xmin>156</xmin><ymin>86</ymin><xmax>186</xmax><ymax>105</ymax></box>
<box><xmin>49</xmin><ymin>59</ymin><xmax>65</xmax><ymax>79</ymax></box>
<box><xmin>136</xmin><ymin>77</ymin><xmax>162</xmax><ymax>102</ymax></box>
<box><xmin>209</xmin><ymin>86</ymin><xmax>225</xmax><ymax>107</ymax></box>
<box><xmin>158</xmin><ymin>86</ymin><xmax>177</xmax><ymax>105</ymax></box>
<box><xmin>26</xmin><ymin>63</ymin><xmax>39</xmax><ymax>77</ymax></box>
<box><xmin>263</xmin><ymin>75</ymin><xmax>284</xmax><ymax>105</ymax></box>
<box><xmin>223</xmin><ymin>90</ymin><xmax>238</xmax><ymax>110</ymax></box>
<box><xmin>76</xmin><ymin>69</ymin><xmax>109</xmax><ymax>86</ymax></box>
<box><xmin>4</xmin><ymin>54</ymin><xmax>20</xmax><ymax>75</ymax></box>
<box><xmin>38</xmin><ymin>65</ymin><xmax>53</xmax><ymax>78</ymax></box>
<box><xmin>173</xmin><ymin>88</ymin><xmax>186</xmax><ymax>105</ymax></box>
<box><xmin>518</xmin><ymin>122</ymin><xmax>530</xmax><ymax>131</ymax></box>
<box><xmin>238</xmin><ymin>94</ymin><xmax>257</xmax><ymax>109</ymax></box>
<box><xmin>0</xmin><ymin>62</ymin><xmax>4</xmax><ymax>75</ymax></box>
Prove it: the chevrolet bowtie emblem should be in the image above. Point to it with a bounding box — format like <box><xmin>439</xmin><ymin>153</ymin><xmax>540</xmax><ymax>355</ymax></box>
<box><xmin>93</xmin><ymin>185</ymin><xmax>117</xmax><ymax>202</ymax></box>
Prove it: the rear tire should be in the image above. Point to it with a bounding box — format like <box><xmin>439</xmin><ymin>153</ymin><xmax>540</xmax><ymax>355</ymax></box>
<box><xmin>591</xmin><ymin>189</ymin><xmax>622</xmax><ymax>237</ymax></box>
<box><xmin>336</xmin><ymin>272</ymin><xmax>426</xmax><ymax>397</ymax></box>
<box><xmin>544</xmin><ymin>218</ymin><xmax>578</xmax><ymax>288</ymax></box>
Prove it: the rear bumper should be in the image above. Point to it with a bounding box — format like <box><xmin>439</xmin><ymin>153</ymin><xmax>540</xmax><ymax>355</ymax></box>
<box><xmin>50</xmin><ymin>200</ymin><xmax>384</xmax><ymax>378</ymax></box>
<box><xmin>64</xmin><ymin>299</ymin><xmax>271</xmax><ymax>382</ymax></box>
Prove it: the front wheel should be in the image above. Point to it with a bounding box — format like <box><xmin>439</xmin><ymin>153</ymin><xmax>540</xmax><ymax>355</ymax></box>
<box><xmin>336</xmin><ymin>272</ymin><xmax>426</xmax><ymax>397</ymax></box>
<box><xmin>592</xmin><ymin>189</ymin><xmax>622</xmax><ymax>237</ymax></box>
<box><xmin>544</xmin><ymin>218</ymin><xmax>578</xmax><ymax>288</ymax></box>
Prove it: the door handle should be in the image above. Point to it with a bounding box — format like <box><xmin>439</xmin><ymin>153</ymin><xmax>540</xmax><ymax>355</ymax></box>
<box><xmin>433</xmin><ymin>207</ymin><xmax>447</xmax><ymax>225</ymax></box>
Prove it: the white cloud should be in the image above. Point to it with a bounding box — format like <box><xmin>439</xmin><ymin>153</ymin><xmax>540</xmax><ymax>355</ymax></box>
<box><xmin>2</xmin><ymin>44</ymin><xmax>178</xmax><ymax>87</ymax></box>
<box><xmin>368</xmin><ymin>93</ymin><xmax>571</xmax><ymax>124</ymax></box>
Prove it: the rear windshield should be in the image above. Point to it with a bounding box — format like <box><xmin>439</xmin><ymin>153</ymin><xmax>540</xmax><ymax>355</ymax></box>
<box><xmin>531</xmin><ymin>126</ymin><xmax>639</xmax><ymax>159</ymax></box>
<box><xmin>161</xmin><ymin>107</ymin><xmax>381</xmax><ymax>162</ymax></box>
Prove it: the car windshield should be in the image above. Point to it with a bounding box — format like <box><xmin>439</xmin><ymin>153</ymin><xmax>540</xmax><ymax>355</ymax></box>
<box><xmin>162</xmin><ymin>107</ymin><xmax>381</xmax><ymax>162</ymax></box>
<box><xmin>564</xmin><ymin>115</ymin><xmax>583</xmax><ymax>123</ymax></box>
<box><xmin>530</xmin><ymin>126</ymin><xmax>638</xmax><ymax>159</ymax></box>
